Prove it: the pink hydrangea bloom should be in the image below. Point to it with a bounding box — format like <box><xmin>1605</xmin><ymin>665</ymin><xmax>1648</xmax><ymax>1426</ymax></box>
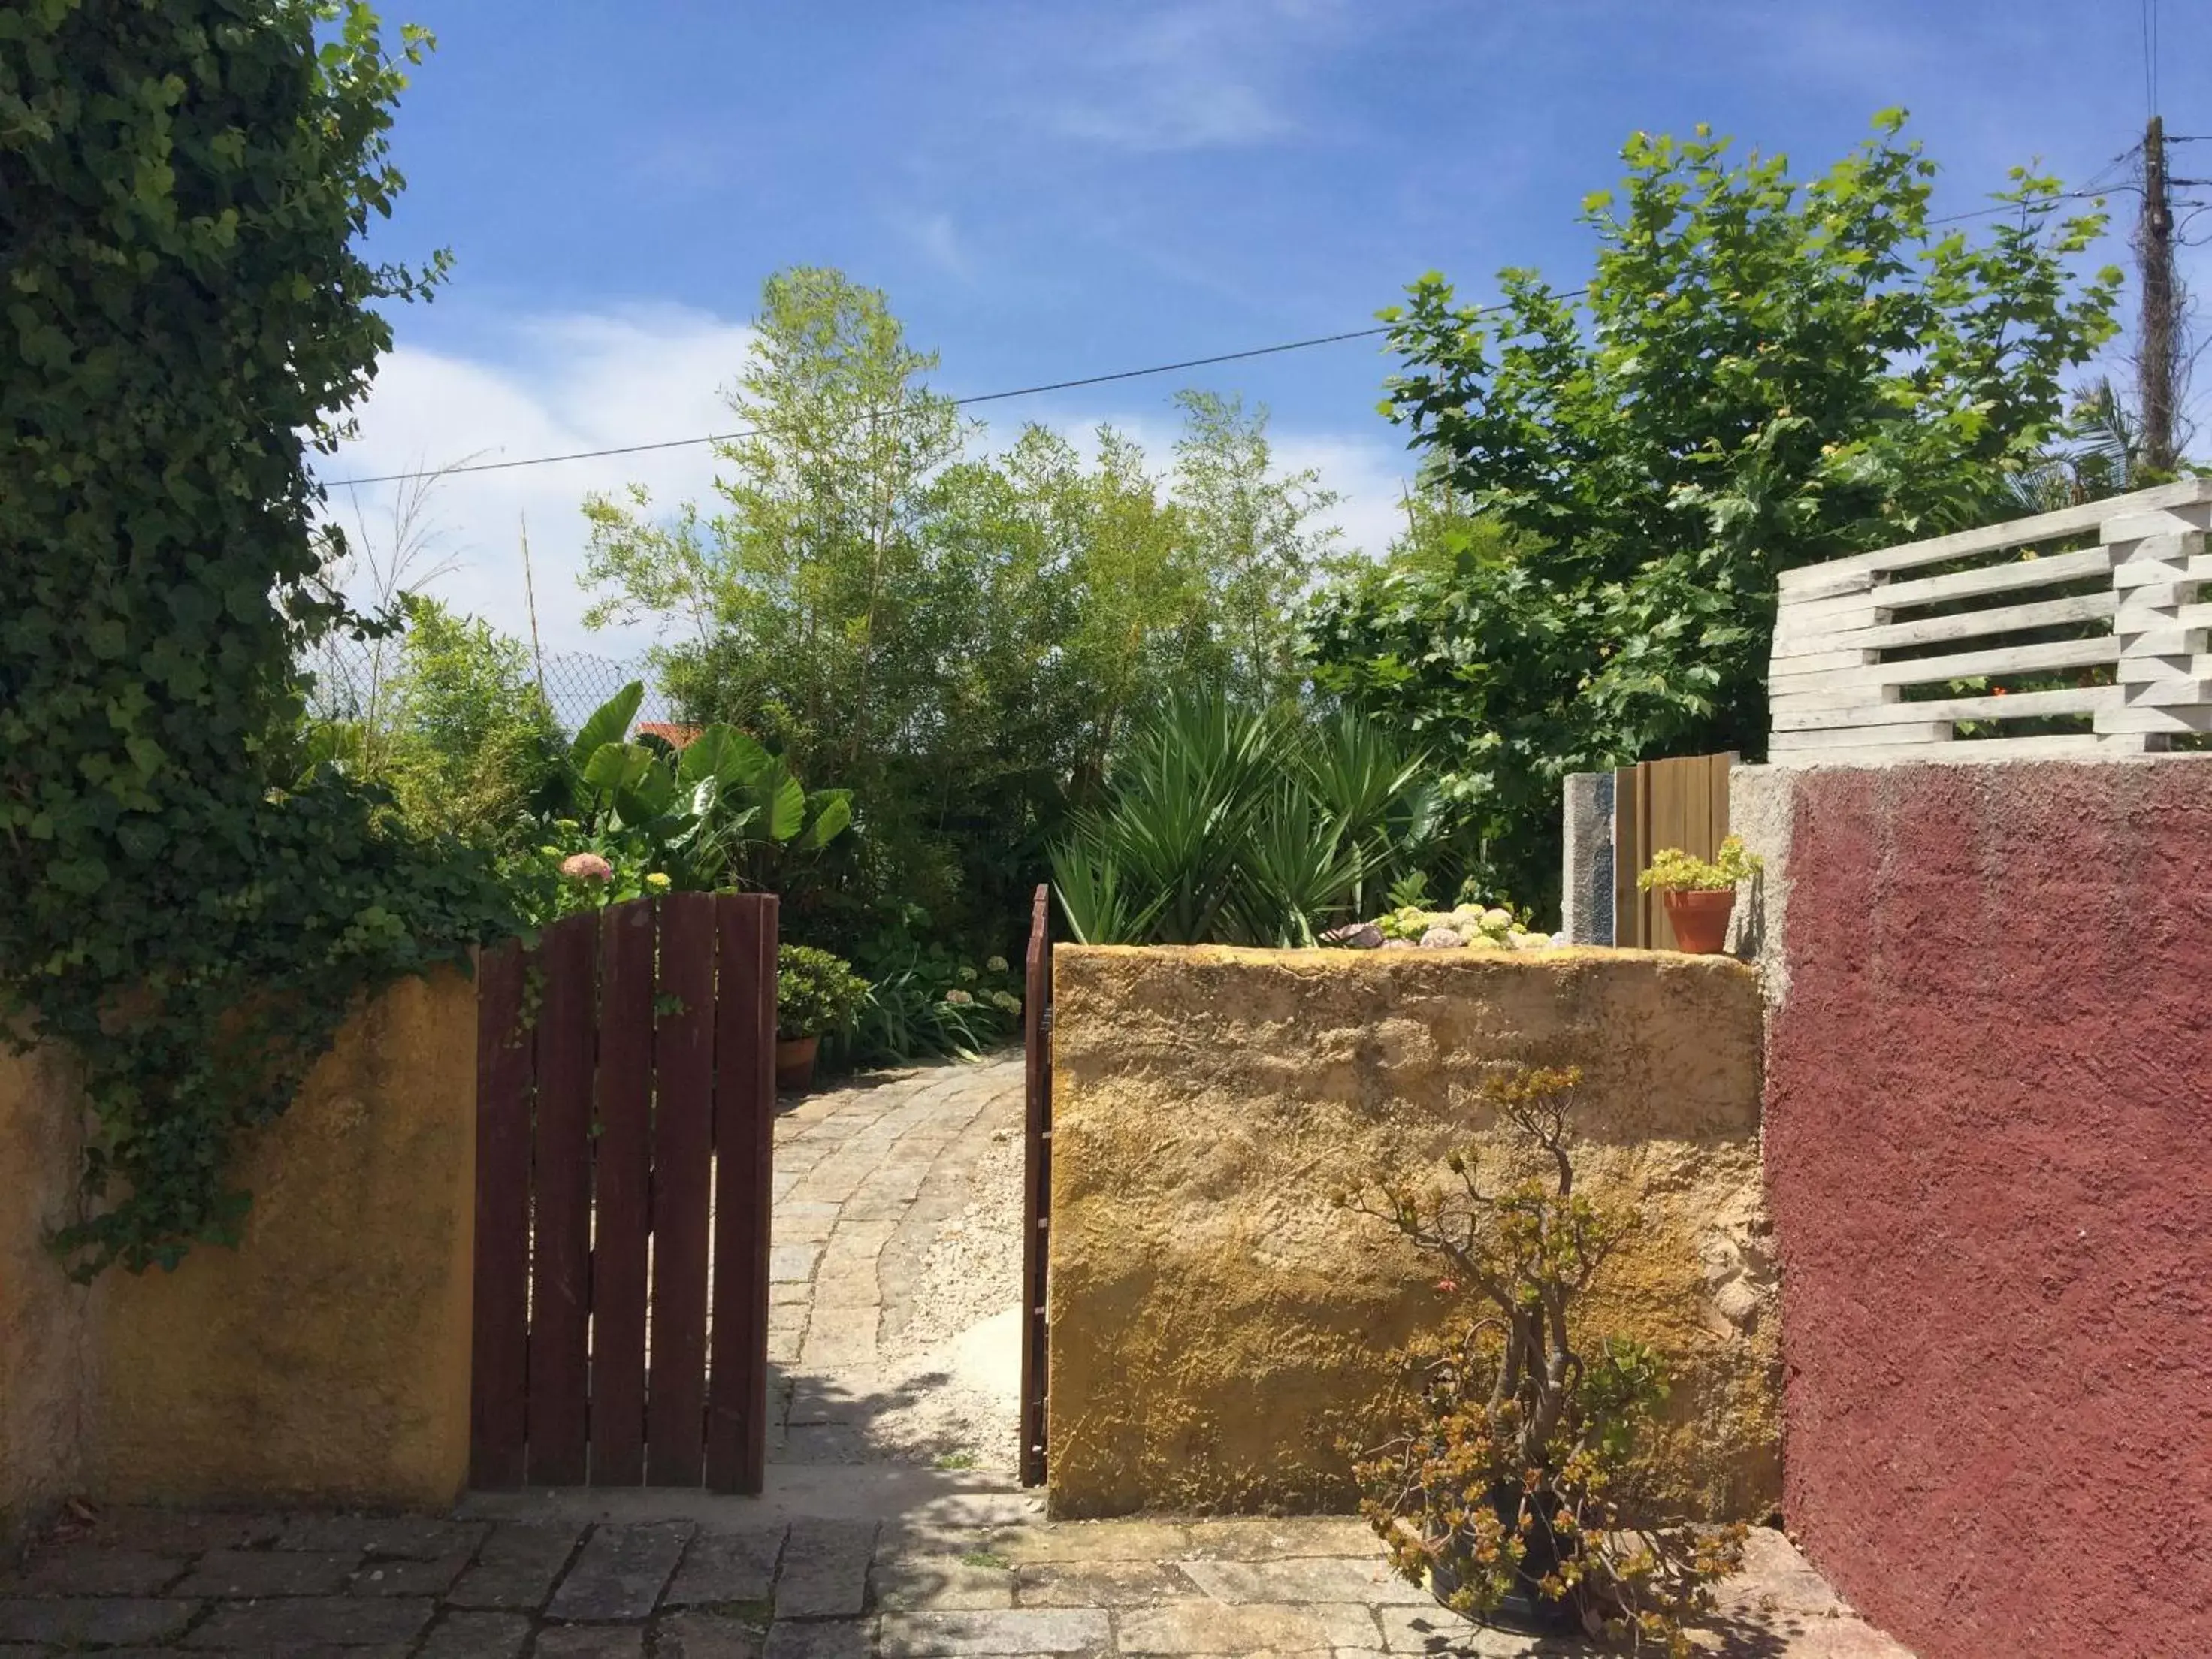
<box><xmin>560</xmin><ymin>852</ymin><xmax>614</xmax><ymax>883</ymax></box>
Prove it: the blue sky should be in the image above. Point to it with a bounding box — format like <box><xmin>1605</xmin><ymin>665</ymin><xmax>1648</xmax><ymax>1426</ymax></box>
<box><xmin>325</xmin><ymin>0</ymin><xmax>2209</xmax><ymax>657</ymax></box>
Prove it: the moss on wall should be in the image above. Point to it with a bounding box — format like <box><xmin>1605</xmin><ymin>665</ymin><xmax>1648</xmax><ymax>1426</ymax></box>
<box><xmin>1047</xmin><ymin>944</ymin><xmax>1777</xmax><ymax>1522</ymax></box>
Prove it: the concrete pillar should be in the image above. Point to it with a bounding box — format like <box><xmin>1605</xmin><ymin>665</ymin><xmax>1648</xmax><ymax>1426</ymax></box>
<box><xmin>1560</xmin><ymin>771</ymin><xmax>1615</xmax><ymax>945</ymax></box>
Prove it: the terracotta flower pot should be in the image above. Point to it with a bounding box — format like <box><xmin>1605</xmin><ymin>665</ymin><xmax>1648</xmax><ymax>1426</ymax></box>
<box><xmin>775</xmin><ymin>1035</ymin><xmax>820</xmax><ymax>1092</ymax></box>
<box><xmin>1661</xmin><ymin>888</ymin><xmax>1736</xmax><ymax>955</ymax></box>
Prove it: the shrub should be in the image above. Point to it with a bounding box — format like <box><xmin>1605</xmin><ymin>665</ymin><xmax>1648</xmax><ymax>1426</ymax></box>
<box><xmin>1340</xmin><ymin>1065</ymin><xmax>1742</xmax><ymax>1651</ymax></box>
<box><xmin>836</xmin><ymin>942</ymin><xmax>1022</xmax><ymax>1067</ymax></box>
<box><xmin>0</xmin><ymin>2</ymin><xmax>525</xmax><ymax>1277</ymax></box>
<box><xmin>776</xmin><ymin>944</ymin><xmax>871</xmax><ymax>1041</ymax></box>
<box><xmin>1050</xmin><ymin>691</ymin><xmax>1437</xmax><ymax>947</ymax></box>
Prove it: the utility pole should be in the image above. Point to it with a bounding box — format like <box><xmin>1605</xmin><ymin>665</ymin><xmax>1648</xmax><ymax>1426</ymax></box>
<box><xmin>2138</xmin><ymin>115</ymin><xmax>2180</xmax><ymax>476</ymax></box>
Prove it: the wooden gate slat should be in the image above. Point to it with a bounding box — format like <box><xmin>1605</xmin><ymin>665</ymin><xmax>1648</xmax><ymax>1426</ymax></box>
<box><xmin>1612</xmin><ymin>767</ymin><xmax>1640</xmax><ymax>949</ymax></box>
<box><xmin>1020</xmin><ymin>884</ymin><xmax>1052</xmax><ymax>1488</ymax></box>
<box><xmin>527</xmin><ymin>911</ymin><xmax>597</xmax><ymax>1485</ymax></box>
<box><xmin>646</xmin><ymin>893</ymin><xmax>716</xmax><ymax>1485</ymax></box>
<box><xmin>589</xmin><ymin>900</ymin><xmax>656</xmax><ymax>1485</ymax></box>
<box><xmin>706</xmin><ymin>892</ymin><xmax>776</xmax><ymax>1494</ymax></box>
<box><xmin>470</xmin><ymin>938</ymin><xmax>533</xmax><ymax>1489</ymax></box>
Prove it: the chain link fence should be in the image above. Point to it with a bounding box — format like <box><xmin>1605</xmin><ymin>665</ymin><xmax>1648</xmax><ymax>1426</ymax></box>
<box><xmin>301</xmin><ymin>636</ymin><xmax>672</xmax><ymax>737</ymax></box>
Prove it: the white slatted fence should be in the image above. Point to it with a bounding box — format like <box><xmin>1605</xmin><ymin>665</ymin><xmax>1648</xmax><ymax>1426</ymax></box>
<box><xmin>1768</xmin><ymin>479</ymin><xmax>2212</xmax><ymax>765</ymax></box>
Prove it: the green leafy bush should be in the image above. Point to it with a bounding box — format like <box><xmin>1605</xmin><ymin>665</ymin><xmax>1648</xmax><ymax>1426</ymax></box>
<box><xmin>317</xmin><ymin>597</ymin><xmax>564</xmax><ymax>853</ymax></box>
<box><xmin>582</xmin><ymin>269</ymin><xmax>1346</xmax><ymax>961</ymax></box>
<box><xmin>1636</xmin><ymin>837</ymin><xmax>1761</xmax><ymax>894</ymax></box>
<box><xmin>836</xmin><ymin>943</ymin><xmax>1022</xmax><ymax>1067</ymax></box>
<box><xmin>497</xmin><ymin>682</ymin><xmax>851</xmax><ymax>926</ymax></box>
<box><xmin>0</xmin><ymin>2</ymin><xmax>524</xmax><ymax>1277</ymax></box>
<box><xmin>1340</xmin><ymin>1066</ymin><xmax>1742</xmax><ymax>1651</ymax></box>
<box><xmin>775</xmin><ymin>945</ymin><xmax>871</xmax><ymax>1041</ymax></box>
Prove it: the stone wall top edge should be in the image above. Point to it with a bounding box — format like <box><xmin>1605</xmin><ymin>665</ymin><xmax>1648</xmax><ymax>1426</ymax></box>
<box><xmin>1054</xmin><ymin>943</ymin><xmax>1756</xmax><ymax>977</ymax></box>
<box><xmin>1739</xmin><ymin>750</ymin><xmax>2212</xmax><ymax>775</ymax></box>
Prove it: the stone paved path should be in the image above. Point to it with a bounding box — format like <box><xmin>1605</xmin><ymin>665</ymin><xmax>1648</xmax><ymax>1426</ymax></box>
<box><xmin>0</xmin><ymin>1058</ymin><xmax>1914</xmax><ymax>1656</ymax></box>
<box><xmin>0</xmin><ymin>1503</ymin><xmax>1911</xmax><ymax>1657</ymax></box>
<box><xmin>768</xmin><ymin>1055</ymin><xmax>1026</xmax><ymax>1473</ymax></box>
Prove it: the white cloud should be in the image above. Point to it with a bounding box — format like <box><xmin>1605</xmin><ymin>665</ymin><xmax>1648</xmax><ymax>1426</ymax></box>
<box><xmin>897</xmin><ymin>210</ymin><xmax>973</xmax><ymax>280</ymax></box>
<box><xmin>1272</xmin><ymin>430</ymin><xmax>1414</xmax><ymax>560</ymax></box>
<box><xmin>1027</xmin><ymin>0</ymin><xmax>1345</xmax><ymax>153</ymax></box>
<box><xmin>317</xmin><ymin>304</ymin><xmax>754</xmax><ymax>660</ymax></box>
<box><xmin>1044</xmin><ymin>406</ymin><xmax>1411</xmax><ymax>560</ymax></box>
<box><xmin>319</xmin><ymin>306</ymin><xmax>1413</xmax><ymax>679</ymax></box>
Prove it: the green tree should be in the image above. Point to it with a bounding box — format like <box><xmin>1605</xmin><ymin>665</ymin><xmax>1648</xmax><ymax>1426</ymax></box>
<box><xmin>927</xmin><ymin>422</ymin><xmax>1211</xmax><ymax>802</ymax></box>
<box><xmin>581</xmin><ymin>269</ymin><xmax>1336</xmax><ymax>956</ymax></box>
<box><xmin>375</xmin><ymin>598</ymin><xmax>561</xmax><ymax>849</ymax></box>
<box><xmin>582</xmin><ymin>267</ymin><xmax>979</xmax><ymax>941</ymax></box>
<box><xmin>1173</xmin><ymin>390</ymin><xmax>1342</xmax><ymax>708</ymax></box>
<box><xmin>583</xmin><ymin>266</ymin><xmax>969</xmax><ymax>781</ymax></box>
<box><xmin>1</xmin><ymin>2</ymin><xmax>515</xmax><ymax>1275</ymax></box>
<box><xmin>1303</xmin><ymin>112</ymin><xmax>2123</xmax><ymax>911</ymax></box>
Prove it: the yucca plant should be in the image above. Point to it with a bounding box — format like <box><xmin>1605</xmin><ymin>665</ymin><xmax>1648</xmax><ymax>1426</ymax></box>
<box><xmin>1048</xmin><ymin>828</ymin><xmax>1168</xmax><ymax>946</ymax></box>
<box><xmin>1060</xmin><ymin>692</ymin><xmax>1278</xmax><ymax>944</ymax></box>
<box><xmin>1232</xmin><ymin>779</ymin><xmax>1367</xmax><ymax>947</ymax></box>
<box><xmin>1051</xmin><ymin>690</ymin><xmax>1431</xmax><ymax>947</ymax></box>
<box><xmin>1303</xmin><ymin>709</ymin><xmax>1440</xmax><ymax>920</ymax></box>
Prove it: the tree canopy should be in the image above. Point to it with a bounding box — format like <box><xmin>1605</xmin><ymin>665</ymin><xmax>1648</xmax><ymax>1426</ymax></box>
<box><xmin>579</xmin><ymin>267</ymin><xmax>1340</xmax><ymax>952</ymax></box>
<box><xmin>1302</xmin><ymin>111</ymin><xmax>2124</xmax><ymax>908</ymax></box>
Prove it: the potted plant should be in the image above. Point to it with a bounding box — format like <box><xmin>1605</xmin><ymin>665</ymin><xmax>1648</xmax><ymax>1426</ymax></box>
<box><xmin>1636</xmin><ymin>836</ymin><xmax>1762</xmax><ymax>955</ymax></box>
<box><xmin>775</xmin><ymin>944</ymin><xmax>869</xmax><ymax>1092</ymax></box>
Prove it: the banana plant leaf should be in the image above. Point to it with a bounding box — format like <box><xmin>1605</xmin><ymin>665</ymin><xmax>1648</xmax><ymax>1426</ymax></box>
<box><xmin>570</xmin><ymin>681</ymin><xmax>643</xmax><ymax>766</ymax></box>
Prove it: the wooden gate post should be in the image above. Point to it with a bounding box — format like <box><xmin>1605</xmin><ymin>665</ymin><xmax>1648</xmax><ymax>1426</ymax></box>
<box><xmin>1020</xmin><ymin>884</ymin><xmax>1053</xmax><ymax>1488</ymax></box>
<box><xmin>707</xmin><ymin>892</ymin><xmax>777</xmax><ymax>1495</ymax></box>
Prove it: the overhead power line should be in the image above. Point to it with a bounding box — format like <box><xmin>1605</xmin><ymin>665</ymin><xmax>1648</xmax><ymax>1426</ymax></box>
<box><xmin>323</xmin><ymin>322</ymin><xmax>1422</xmax><ymax>488</ymax></box>
<box><xmin>323</xmin><ymin>169</ymin><xmax>2149</xmax><ymax>494</ymax></box>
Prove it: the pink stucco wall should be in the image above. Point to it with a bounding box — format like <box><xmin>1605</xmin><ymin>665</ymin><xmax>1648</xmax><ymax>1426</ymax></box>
<box><xmin>1764</xmin><ymin>759</ymin><xmax>2212</xmax><ymax>1658</ymax></box>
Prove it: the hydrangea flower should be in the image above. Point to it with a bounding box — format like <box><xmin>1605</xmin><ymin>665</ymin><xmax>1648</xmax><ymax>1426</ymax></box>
<box><xmin>957</xmin><ymin>965</ymin><xmax>978</xmax><ymax>981</ymax></box>
<box><xmin>989</xmin><ymin>990</ymin><xmax>1020</xmax><ymax>1013</ymax></box>
<box><xmin>944</xmin><ymin>988</ymin><xmax>974</xmax><ymax>1005</ymax></box>
<box><xmin>645</xmin><ymin>872</ymin><xmax>672</xmax><ymax>890</ymax></box>
<box><xmin>560</xmin><ymin>852</ymin><xmax>614</xmax><ymax>883</ymax></box>
<box><xmin>987</xmin><ymin>956</ymin><xmax>1009</xmax><ymax>973</ymax></box>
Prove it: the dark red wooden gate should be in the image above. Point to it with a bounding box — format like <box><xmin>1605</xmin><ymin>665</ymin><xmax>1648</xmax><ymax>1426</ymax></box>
<box><xmin>470</xmin><ymin>891</ymin><xmax>777</xmax><ymax>1491</ymax></box>
<box><xmin>1020</xmin><ymin>884</ymin><xmax>1053</xmax><ymax>1487</ymax></box>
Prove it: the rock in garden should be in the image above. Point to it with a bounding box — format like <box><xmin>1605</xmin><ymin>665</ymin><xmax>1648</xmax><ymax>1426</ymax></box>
<box><xmin>1320</xmin><ymin>922</ymin><xmax>1385</xmax><ymax>949</ymax></box>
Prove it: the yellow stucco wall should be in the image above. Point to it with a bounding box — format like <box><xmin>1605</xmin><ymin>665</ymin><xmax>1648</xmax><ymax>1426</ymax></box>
<box><xmin>0</xmin><ymin>1037</ymin><xmax>88</xmax><ymax>1543</ymax></box>
<box><xmin>0</xmin><ymin>969</ymin><xmax>477</xmax><ymax>1518</ymax></box>
<box><xmin>86</xmin><ymin>969</ymin><xmax>477</xmax><ymax>1509</ymax></box>
<box><xmin>1047</xmin><ymin>944</ymin><xmax>1778</xmax><ymax>1522</ymax></box>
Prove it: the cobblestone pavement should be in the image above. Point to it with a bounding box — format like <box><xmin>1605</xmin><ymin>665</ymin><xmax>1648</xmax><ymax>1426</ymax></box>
<box><xmin>768</xmin><ymin>1054</ymin><xmax>1027</xmax><ymax>1473</ymax></box>
<box><xmin>0</xmin><ymin>1059</ymin><xmax>1911</xmax><ymax>1655</ymax></box>
<box><xmin>0</xmin><ymin>1504</ymin><xmax>1911</xmax><ymax>1657</ymax></box>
